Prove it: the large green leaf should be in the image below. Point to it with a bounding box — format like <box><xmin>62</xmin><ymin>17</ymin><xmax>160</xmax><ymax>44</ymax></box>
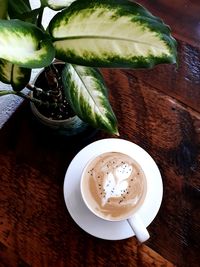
<box><xmin>0</xmin><ymin>0</ymin><xmax>8</xmax><ymax>19</ymax></box>
<box><xmin>0</xmin><ymin>58</ymin><xmax>31</xmax><ymax>91</ymax></box>
<box><xmin>62</xmin><ymin>63</ymin><xmax>118</xmax><ymax>134</ymax></box>
<box><xmin>49</xmin><ymin>0</ymin><xmax>177</xmax><ymax>68</ymax></box>
<box><xmin>41</xmin><ymin>0</ymin><xmax>76</xmax><ymax>10</ymax></box>
<box><xmin>0</xmin><ymin>19</ymin><xmax>55</xmax><ymax>68</ymax></box>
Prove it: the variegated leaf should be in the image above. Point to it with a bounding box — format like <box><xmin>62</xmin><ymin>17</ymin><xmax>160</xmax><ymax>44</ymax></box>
<box><xmin>0</xmin><ymin>19</ymin><xmax>55</xmax><ymax>68</ymax></box>
<box><xmin>62</xmin><ymin>63</ymin><xmax>118</xmax><ymax>134</ymax></box>
<box><xmin>49</xmin><ymin>0</ymin><xmax>177</xmax><ymax>68</ymax></box>
<box><xmin>0</xmin><ymin>58</ymin><xmax>31</xmax><ymax>91</ymax></box>
<box><xmin>41</xmin><ymin>0</ymin><xmax>76</xmax><ymax>10</ymax></box>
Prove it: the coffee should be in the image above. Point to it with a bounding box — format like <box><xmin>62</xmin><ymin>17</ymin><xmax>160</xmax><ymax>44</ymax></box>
<box><xmin>81</xmin><ymin>152</ymin><xmax>147</xmax><ymax>221</ymax></box>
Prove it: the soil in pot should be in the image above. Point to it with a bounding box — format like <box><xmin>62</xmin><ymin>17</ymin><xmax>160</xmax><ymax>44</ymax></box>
<box><xmin>34</xmin><ymin>63</ymin><xmax>75</xmax><ymax>121</ymax></box>
<box><xmin>31</xmin><ymin>62</ymin><xmax>98</xmax><ymax>140</ymax></box>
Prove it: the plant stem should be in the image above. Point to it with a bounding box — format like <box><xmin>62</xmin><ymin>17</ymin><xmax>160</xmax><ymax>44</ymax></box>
<box><xmin>0</xmin><ymin>90</ymin><xmax>13</xmax><ymax>96</ymax></box>
<box><xmin>26</xmin><ymin>83</ymin><xmax>43</xmax><ymax>94</ymax></box>
<box><xmin>26</xmin><ymin>83</ymin><xmax>34</xmax><ymax>91</ymax></box>
<box><xmin>17</xmin><ymin>91</ymin><xmax>51</xmax><ymax>107</ymax></box>
<box><xmin>0</xmin><ymin>90</ymin><xmax>57</xmax><ymax>108</ymax></box>
<box><xmin>37</xmin><ymin>6</ymin><xmax>44</xmax><ymax>29</ymax></box>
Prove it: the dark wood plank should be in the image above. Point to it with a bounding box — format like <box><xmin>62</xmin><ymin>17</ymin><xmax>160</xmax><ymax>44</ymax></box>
<box><xmin>0</xmin><ymin>65</ymin><xmax>200</xmax><ymax>266</ymax></box>
<box><xmin>0</xmin><ymin>104</ymin><xmax>175</xmax><ymax>267</ymax></box>
<box><xmin>137</xmin><ymin>0</ymin><xmax>200</xmax><ymax>48</ymax></box>
<box><xmin>123</xmin><ymin>41</ymin><xmax>200</xmax><ymax>113</ymax></box>
<box><xmin>101</xmin><ymin>68</ymin><xmax>200</xmax><ymax>267</ymax></box>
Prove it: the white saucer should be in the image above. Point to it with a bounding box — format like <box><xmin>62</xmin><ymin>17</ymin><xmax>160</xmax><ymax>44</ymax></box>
<box><xmin>63</xmin><ymin>138</ymin><xmax>163</xmax><ymax>240</ymax></box>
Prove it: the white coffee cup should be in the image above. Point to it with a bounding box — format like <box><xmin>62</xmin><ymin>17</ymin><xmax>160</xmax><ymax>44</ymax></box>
<box><xmin>80</xmin><ymin>151</ymin><xmax>150</xmax><ymax>243</ymax></box>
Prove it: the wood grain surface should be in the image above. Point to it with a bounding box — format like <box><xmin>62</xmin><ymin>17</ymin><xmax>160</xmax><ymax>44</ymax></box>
<box><xmin>101</xmin><ymin>64</ymin><xmax>200</xmax><ymax>267</ymax></box>
<box><xmin>0</xmin><ymin>103</ymin><xmax>176</xmax><ymax>267</ymax></box>
<box><xmin>137</xmin><ymin>0</ymin><xmax>200</xmax><ymax>47</ymax></box>
<box><xmin>0</xmin><ymin>1</ymin><xmax>200</xmax><ymax>266</ymax></box>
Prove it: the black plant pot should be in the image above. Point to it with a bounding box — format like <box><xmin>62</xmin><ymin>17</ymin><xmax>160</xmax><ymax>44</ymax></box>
<box><xmin>30</xmin><ymin>62</ymin><xmax>97</xmax><ymax>140</ymax></box>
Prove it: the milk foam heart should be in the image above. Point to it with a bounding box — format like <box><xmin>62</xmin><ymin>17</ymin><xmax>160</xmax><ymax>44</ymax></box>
<box><xmin>81</xmin><ymin>152</ymin><xmax>147</xmax><ymax>220</ymax></box>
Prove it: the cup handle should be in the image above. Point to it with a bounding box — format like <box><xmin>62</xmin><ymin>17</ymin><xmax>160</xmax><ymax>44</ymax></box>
<box><xmin>127</xmin><ymin>214</ymin><xmax>150</xmax><ymax>243</ymax></box>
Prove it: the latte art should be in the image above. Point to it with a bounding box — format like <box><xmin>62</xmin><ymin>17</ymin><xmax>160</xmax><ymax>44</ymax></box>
<box><xmin>82</xmin><ymin>152</ymin><xmax>147</xmax><ymax>220</ymax></box>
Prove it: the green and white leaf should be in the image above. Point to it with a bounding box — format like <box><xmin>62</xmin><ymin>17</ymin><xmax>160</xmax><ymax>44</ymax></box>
<box><xmin>49</xmin><ymin>0</ymin><xmax>177</xmax><ymax>68</ymax></box>
<box><xmin>0</xmin><ymin>58</ymin><xmax>31</xmax><ymax>91</ymax></box>
<box><xmin>41</xmin><ymin>0</ymin><xmax>76</xmax><ymax>10</ymax></box>
<box><xmin>0</xmin><ymin>19</ymin><xmax>55</xmax><ymax>68</ymax></box>
<box><xmin>62</xmin><ymin>64</ymin><xmax>118</xmax><ymax>134</ymax></box>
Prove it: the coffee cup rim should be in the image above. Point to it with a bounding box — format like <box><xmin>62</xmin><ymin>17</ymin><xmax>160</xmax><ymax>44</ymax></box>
<box><xmin>80</xmin><ymin>151</ymin><xmax>147</xmax><ymax>222</ymax></box>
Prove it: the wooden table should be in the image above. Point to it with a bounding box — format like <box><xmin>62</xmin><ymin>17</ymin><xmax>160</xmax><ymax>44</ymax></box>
<box><xmin>0</xmin><ymin>1</ymin><xmax>199</xmax><ymax>266</ymax></box>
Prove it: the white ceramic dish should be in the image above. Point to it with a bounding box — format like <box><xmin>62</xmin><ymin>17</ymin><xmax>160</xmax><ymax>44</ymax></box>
<box><xmin>63</xmin><ymin>138</ymin><xmax>163</xmax><ymax>240</ymax></box>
